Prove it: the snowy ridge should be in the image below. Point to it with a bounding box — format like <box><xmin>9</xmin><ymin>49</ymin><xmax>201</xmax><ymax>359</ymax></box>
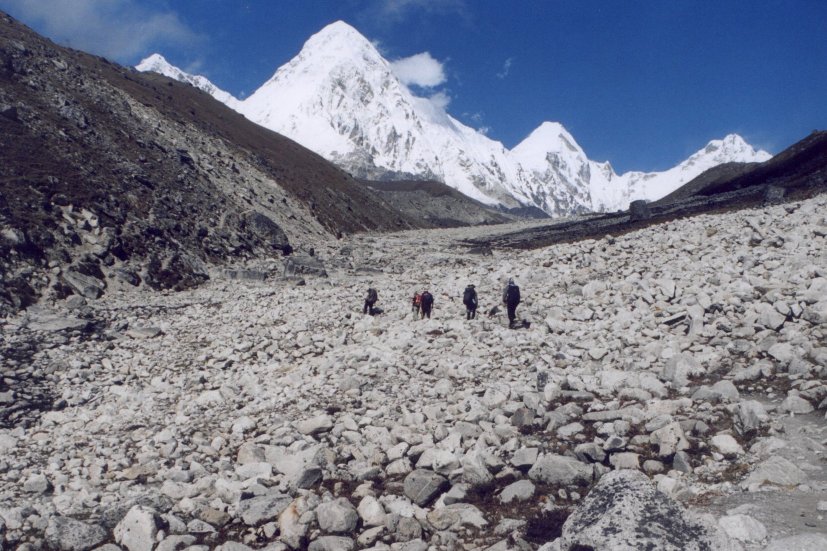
<box><xmin>136</xmin><ymin>22</ymin><xmax>772</xmax><ymax>215</ymax></box>
<box><xmin>136</xmin><ymin>54</ymin><xmax>240</xmax><ymax>110</ymax></box>
<box><xmin>514</xmin><ymin>126</ymin><xmax>772</xmax><ymax>212</ymax></box>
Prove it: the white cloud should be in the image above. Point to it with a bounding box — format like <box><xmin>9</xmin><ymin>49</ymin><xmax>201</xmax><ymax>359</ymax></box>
<box><xmin>464</xmin><ymin>111</ymin><xmax>489</xmax><ymax>134</ymax></box>
<box><xmin>427</xmin><ymin>91</ymin><xmax>451</xmax><ymax>110</ymax></box>
<box><xmin>497</xmin><ymin>57</ymin><xmax>513</xmax><ymax>79</ymax></box>
<box><xmin>378</xmin><ymin>0</ymin><xmax>468</xmax><ymax>22</ymax></box>
<box><xmin>390</xmin><ymin>52</ymin><xmax>446</xmax><ymax>88</ymax></box>
<box><xmin>0</xmin><ymin>0</ymin><xmax>201</xmax><ymax>62</ymax></box>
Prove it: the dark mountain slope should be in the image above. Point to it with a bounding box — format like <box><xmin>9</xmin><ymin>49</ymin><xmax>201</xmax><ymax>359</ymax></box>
<box><xmin>0</xmin><ymin>12</ymin><xmax>428</xmax><ymax>315</ymax></box>
<box><xmin>362</xmin><ymin>179</ymin><xmax>513</xmax><ymax>227</ymax></box>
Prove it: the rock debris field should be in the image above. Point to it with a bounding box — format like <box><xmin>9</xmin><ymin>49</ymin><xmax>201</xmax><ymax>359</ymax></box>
<box><xmin>2</xmin><ymin>196</ymin><xmax>827</xmax><ymax>551</ymax></box>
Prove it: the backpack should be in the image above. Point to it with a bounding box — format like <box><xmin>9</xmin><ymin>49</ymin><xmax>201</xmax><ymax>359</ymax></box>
<box><xmin>463</xmin><ymin>287</ymin><xmax>476</xmax><ymax>306</ymax></box>
<box><xmin>367</xmin><ymin>288</ymin><xmax>378</xmax><ymax>303</ymax></box>
<box><xmin>505</xmin><ymin>284</ymin><xmax>520</xmax><ymax>305</ymax></box>
<box><xmin>413</xmin><ymin>293</ymin><xmax>422</xmax><ymax>306</ymax></box>
<box><xmin>421</xmin><ymin>291</ymin><xmax>433</xmax><ymax>308</ymax></box>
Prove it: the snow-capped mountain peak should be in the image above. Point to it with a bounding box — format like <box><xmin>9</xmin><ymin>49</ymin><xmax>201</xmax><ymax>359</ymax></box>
<box><xmin>237</xmin><ymin>20</ymin><xmax>536</xmax><ymax>207</ymax></box>
<box><xmin>135</xmin><ymin>53</ymin><xmax>174</xmax><ymax>75</ymax></box>
<box><xmin>301</xmin><ymin>20</ymin><xmax>378</xmax><ymax>60</ymax></box>
<box><xmin>585</xmin><ymin>134</ymin><xmax>771</xmax><ymax>211</ymax></box>
<box><xmin>511</xmin><ymin>122</ymin><xmax>586</xmax><ymax>170</ymax></box>
<box><xmin>136</xmin><ymin>54</ymin><xmax>239</xmax><ymax>109</ymax></box>
<box><xmin>695</xmin><ymin>134</ymin><xmax>771</xmax><ymax>164</ymax></box>
<box><xmin>137</xmin><ymin>22</ymin><xmax>773</xmax><ymax>216</ymax></box>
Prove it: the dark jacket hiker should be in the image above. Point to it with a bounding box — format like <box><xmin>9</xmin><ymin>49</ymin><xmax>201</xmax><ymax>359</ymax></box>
<box><xmin>463</xmin><ymin>284</ymin><xmax>478</xmax><ymax>320</ymax></box>
<box><xmin>420</xmin><ymin>290</ymin><xmax>434</xmax><ymax>319</ymax></box>
<box><xmin>502</xmin><ymin>278</ymin><xmax>521</xmax><ymax>327</ymax></box>
<box><xmin>364</xmin><ymin>287</ymin><xmax>378</xmax><ymax>315</ymax></box>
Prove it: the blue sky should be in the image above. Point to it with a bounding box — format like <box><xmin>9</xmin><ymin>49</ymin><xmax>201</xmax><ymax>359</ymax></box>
<box><xmin>2</xmin><ymin>0</ymin><xmax>825</xmax><ymax>173</ymax></box>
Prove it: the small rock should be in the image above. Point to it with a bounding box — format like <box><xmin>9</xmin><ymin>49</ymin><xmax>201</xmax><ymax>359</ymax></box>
<box><xmin>357</xmin><ymin>496</ymin><xmax>386</xmax><ymax>527</ymax></box>
<box><xmin>296</xmin><ymin>414</ymin><xmax>334</xmax><ymax>435</ymax></box>
<box><xmin>528</xmin><ymin>454</ymin><xmax>592</xmax><ymax>486</ymax></box>
<box><xmin>710</xmin><ymin>434</ymin><xmax>744</xmax><ymax>458</ymax></box>
<box><xmin>238</xmin><ymin>494</ymin><xmax>292</xmax><ymax>526</ymax></box>
<box><xmin>316</xmin><ymin>498</ymin><xmax>358</xmax><ymax>534</ymax></box>
<box><xmin>745</xmin><ymin>456</ymin><xmax>807</xmax><ymax>487</ymax></box>
<box><xmin>45</xmin><ymin>516</ymin><xmax>108</xmax><ymax>551</ymax></box>
<box><xmin>718</xmin><ymin>514</ymin><xmax>767</xmax><ymax>543</ymax></box>
<box><xmin>307</xmin><ymin>535</ymin><xmax>355</xmax><ymax>551</ymax></box>
<box><xmin>500</xmin><ymin>480</ymin><xmax>535</xmax><ymax>503</ymax></box>
<box><xmin>114</xmin><ymin>505</ymin><xmax>159</xmax><ymax>551</ymax></box>
<box><xmin>609</xmin><ymin>452</ymin><xmax>640</xmax><ymax>470</ymax></box>
<box><xmin>403</xmin><ymin>469</ymin><xmax>447</xmax><ymax>506</ymax></box>
<box><xmin>780</xmin><ymin>394</ymin><xmax>814</xmax><ymax>414</ymax></box>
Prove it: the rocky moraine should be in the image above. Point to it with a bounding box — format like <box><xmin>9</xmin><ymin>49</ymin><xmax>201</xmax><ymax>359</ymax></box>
<box><xmin>1</xmin><ymin>196</ymin><xmax>826</xmax><ymax>550</ymax></box>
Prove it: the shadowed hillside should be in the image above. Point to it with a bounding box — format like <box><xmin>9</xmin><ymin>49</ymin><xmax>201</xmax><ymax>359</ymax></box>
<box><xmin>362</xmin><ymin>179</ymin><xmax>515</xmax><ymax>227</ymax></box>
<box><xmin>0</xmin><ymin>12</ymin><xmax>436</xmax><ymax>314</ymax></box>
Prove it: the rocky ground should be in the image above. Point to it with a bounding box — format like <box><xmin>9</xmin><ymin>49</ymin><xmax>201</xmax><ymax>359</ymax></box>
<box><xmin>1</xmin><ymin>196</ymin><xmax>826</xmax><ymax>550</ymax></box>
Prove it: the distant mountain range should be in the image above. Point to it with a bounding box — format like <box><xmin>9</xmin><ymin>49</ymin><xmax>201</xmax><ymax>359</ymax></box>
<box><xmin>137</xmin><ymin>21</ymin><xmax>772</xmax><ymax>216</ymax></box>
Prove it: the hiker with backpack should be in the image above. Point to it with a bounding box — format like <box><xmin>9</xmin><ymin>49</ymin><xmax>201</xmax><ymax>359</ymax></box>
<box><xmin>463</xmin><ymin>284</ymin><xmax>478</xmax><ymax>320</ymax></box>
<box><xmin>420</xmin><ymin>290</ymin><xmax>434</xmax><ymax>319</ymax></box>
<box><xmin>411</xmin><ymin>291</ymin><xmax>422</xmax><ymax>316</ymax></box>
<box><xmin>502</xmin><ymin>278</ymin><xmax>521</xmax><ymax>328</ymax></box>
<box><xmin>363</xmin><ymin>287</ymin><xmax>379</xmax><ymax>315</ymax></box>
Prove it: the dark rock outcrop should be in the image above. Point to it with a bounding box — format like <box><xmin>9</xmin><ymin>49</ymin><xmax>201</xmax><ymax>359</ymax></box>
<box><xmin>284</xmin><ymin>255</ymin><xmax>327</xmax><ymax>278</ymax></box>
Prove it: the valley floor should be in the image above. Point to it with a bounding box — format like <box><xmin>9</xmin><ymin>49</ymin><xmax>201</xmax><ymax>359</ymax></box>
<box><xmin>1</xmin><ymin>197</ymin><xmax>826</xmax><ymax>550</ymax></box>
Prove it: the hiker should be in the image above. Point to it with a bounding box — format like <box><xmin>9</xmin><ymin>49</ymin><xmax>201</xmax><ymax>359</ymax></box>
<box><xmin>420</xmin><ymin>290</ymin><xmax>434</xmax><ymax>319</ymax></box>
<box><xmin>463</xmin><ymin>284</ymin><xmax>478</xmax><ymax>320</ymax></box>
<box><xmin>363</xmin><ymin>287</ymin><xmax>378</xmax><ymax>315</ymax></box>
<box><xmin>502</xmin><ymin>277</ymin><xmax>521</xmax><ymax>328</ymax></box>
<box><xmin>411</xmin><ymin>291</ymin><xmax>422</xmax><ymax>316</ymax></box>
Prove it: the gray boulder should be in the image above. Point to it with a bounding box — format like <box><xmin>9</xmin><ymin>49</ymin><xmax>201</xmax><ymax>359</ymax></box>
<box><xmin>245</xmin><ymin>211</ymin><xmax>290</xmax><ymax>251</ymax></box>
<box><xmin>113</xmin><ymin>505</ymin><xmax>160</xmax><ymax>551</ymax></box>
<box><xmin>528</xmin><ymin>454</ymin><xmax>593</xmax><ymax>486</ymax></box>
<box><xmin>744</xmin><ymin>456</ymin><xmax>807</xmax><ymax>487</ymax></box>
<box><xmin>238</xmin><ymin>494</ymin><xmax>292</xmax><ymax>526</ymax></box>
<box><xmin>308</xmin><ymin>535</ymin><xmax>355</xmax><ymax>551</ymax></box>
<box><xmin>500</xmin><ymin>480</ymin><xmax>535</xmax><ymax>504</ymax></box>
<box><xmin>546</xmin><ymin>470</ymin><xmax>733</xmax><ymax>550</ymax></box>
<box><xmin>733</xmin><ymin>400</ymin><xmax>768</xmax><ymax>435</ymax></box>
<box><xmin>45</xmin><ymin>516</ymin><xmax>108</xmax><ymax>551</ymax></box>
<box><xmin>284</xmin><ymin>255</ymin><xmax>328</xmax><ymax>278</ymax></box>
<box><xmin>316</xmin><ymin>498</ymin><xmax>358</xmax><ymax>533</ymax></box>
<box><xmin>403</xmin><ymin>469</ymin><xmax>447</xmax><ymax>506</ymax></box>
<box><xmin>628</xmin><ymin>199</ymin><xmax>652</xmax><ymax>221</ymax></box>
<box><xmin>62</xmin><ymin>269</ymin><xmax>105</xmax><ymax>299</ymax></box>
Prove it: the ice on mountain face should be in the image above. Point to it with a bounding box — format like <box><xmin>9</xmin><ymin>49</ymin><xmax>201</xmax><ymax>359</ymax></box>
<box><xmin>136</xmin><ymin>23</ymin><xmax>772</xmax><ymax>216</ymax></box>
